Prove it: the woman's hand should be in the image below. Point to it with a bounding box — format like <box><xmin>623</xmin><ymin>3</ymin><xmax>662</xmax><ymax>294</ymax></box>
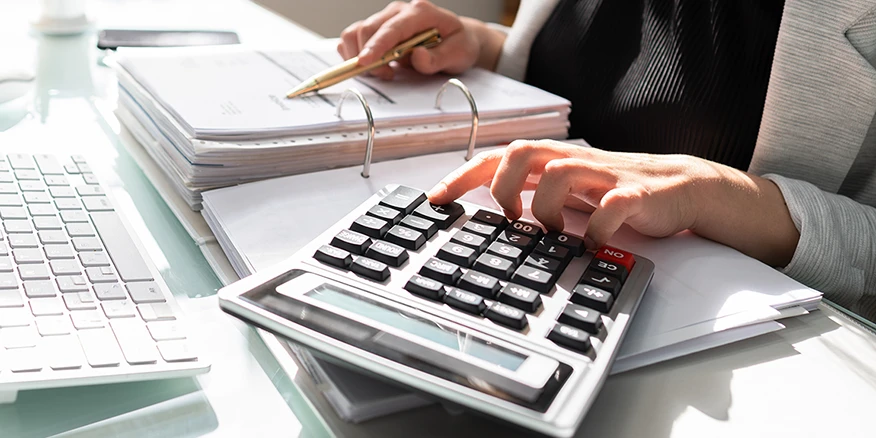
<box><xmin>337</xmin><ymin>0</ymin><xmax>505</xmax><ymax>80</ymax></box>
<box><xmin>427</xmin><ymin>140</ymin><xmax>800</xmax><ymax>267</ymax></box>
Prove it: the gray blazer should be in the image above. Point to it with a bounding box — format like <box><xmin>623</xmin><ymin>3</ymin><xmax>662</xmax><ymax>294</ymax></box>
<box><xmin>497</xmin><ymin>0</ymin><xmax>876</xmax><ymax>299</ymax></box>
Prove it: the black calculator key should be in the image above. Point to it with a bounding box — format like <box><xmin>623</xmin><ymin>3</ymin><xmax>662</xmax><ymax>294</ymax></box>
<box><xmin>509</xmin><ymin>220</ymin><xmax>544</xmax><ymax>240</ymax></box>
<box><xmin>548</xmin><ymin>323</ymin><xmax>592</xmax><ymax>353</ymax></box>
<box><xmin>365</xmin><ymin>241</ymin><xmax>409</xmax><ymax>267</ymax></box>
<box><xmin>511</xmin><ymin>265</ymin><xmax>554</xmax><ymax>293</ymax></box>
<box><xmin>558</xmin><ymin>304</ymin><xmax>603</xmax><ymax>334</ymax></box>
<box><xmin>571</xmin><ymin>284</ymin><xmax>614</xmax><ymax>313</ymax></box>
<box><xmin>497</xmin><ymin>231</ymin><xmax>533</xmax><ymax>250</ymax></box>
<box><xmin>412</xmin><ymin>201</ymin><xmax>464</xmax><ymax>229</ymax></box>
<box><xmin>351</xmin><ymin>215</ymin><xmax>390</xmax><ymax>238</ymax></box>
<box><xmin>523</xmin><ymin>254</ymin><xmax>562</xmax><ymax>273</ymax></box>
<box><xmin>580</xmin><ymin>268</ymin><xmax>621</xmax><ymax>295</ymax></box>
<box><xmin>486</xmin><ymin>241</ymin><xmax>524</xmax><ymax>264</ymax></box>
<box><xmin>385</xmin><ymin>225</ymin><xmax>426</xmax><ymax>250</ymax></box>
<box><xmin>420</xmin><ymin>257</ymin><xmax>462</xmax><ymax>284</ymax></box>
<box><xmin>484</xmin><ymin>302</ymin><xmax>528</xmax><ymax>329</ymax></box>
<box><xmin>498</xmin><ymin>283</ymin><xmax>542</xmax><ymax>313</ymax></box>
<box><xmin>457</xmin><ymin>270</ymin><xmax>501</xmax><ymax>298</ymax></box>
<box><xmin>437</xmin><ymin>242</ymin><xmax>477</xmax><ymax>267</ymax></box>
<box><xmin>533</xmin><ymin>240</ymin><xmax>570</xmax><ymax>262</ymax></box>
<box><xmin>331</xmin><ymin>229</ymin><xmax>372</xmax><ymax>255</ymax></box>
<box><xmin>351</xmin><ymin>256</ymin><xmax>390</xmax><ymax>282</ymax></box>
<box><xmin>367</xmin><ymin>205</ymin><xmax>403</xmax><ymax>225</ymax></box>
<box><xmin>544</xmin><ymin>231</ymin><xmax>585</xmax><ymax>257</ymax></box>
<box><xmin>400</xmin><ymin>215</ymin><xmax>438</xmax><ymax>239</ymax></box>
<box><xmin>380</xmin><ymin>186</ymin><xmax>427</xmax><ymax>214</ymax></box>
<box><xmin>471</xmin><ymin>210</ymin><xmax>509</xmax><ymax>228</ymax></box>
<box><xmin>472</xmin><ymin>253</ymin><xmax>515</xmax><ymax>280</ymax></box>
<box><xmin>444</xmin><ymin>288</ymin><xmax>486</xmax><ymax>315</ymax></box>
<box><xmin>405</xmin><ymin>274</ymin><xmax>446</xmax><ymax>300</ymax></box>
<box><xmin>461</xmin><ymin>221</ymin><xmax>499</xmax><ymax>240</ymax></box>
<box><xmin>450</xmin><ymin>230</ymin><xmax>488</xmax><ymax>252</ymax></box>
<box><xmin>313</xmin><ymin>245</ymin><xmax>353</xmax><ymax>269</ymax></box>
<box><xmin>589</xmin><ymin>258</ymin><xmax>629</xmax><ymax>282</ymax></box>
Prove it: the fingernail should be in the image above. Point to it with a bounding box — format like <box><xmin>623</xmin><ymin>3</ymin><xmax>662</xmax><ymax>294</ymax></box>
<box><xmin>584</xmin><ymin>237</ymin><xmax>597</xmax><ymax>250</ymax></box>
<box><xmin>427</xmin><ymin>182</ymin><xmax>447</xmax><ymax>200</ymax></box>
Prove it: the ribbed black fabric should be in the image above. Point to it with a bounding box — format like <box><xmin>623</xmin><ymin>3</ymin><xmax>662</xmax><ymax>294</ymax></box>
<box><xmin>525</xmin><ymin>0</ymin><xmax>784</xmax><ymax>170</ymax></box>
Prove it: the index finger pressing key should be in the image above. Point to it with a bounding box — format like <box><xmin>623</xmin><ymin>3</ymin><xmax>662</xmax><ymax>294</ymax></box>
<box><xmin>427</xmin><ymin>149</ymin><xmax>505</xmax><ymax>204</ymax></box>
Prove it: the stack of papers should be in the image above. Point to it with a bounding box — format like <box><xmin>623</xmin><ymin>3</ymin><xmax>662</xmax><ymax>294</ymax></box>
<box><xmin>112</xmin><ymin>45</ymin><xmax>570</xmax><ymax>209</ymax></box>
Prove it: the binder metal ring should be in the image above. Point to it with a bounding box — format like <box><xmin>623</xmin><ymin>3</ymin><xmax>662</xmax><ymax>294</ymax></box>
<box><xmin>336</xmin><ymin>88</ymin><xmax>376</xmax><ymax>178</ymax></box>
<box><xmin>435</xmin><ymin>78</ymin><xmax>479</xmax><ymax>161</ymax></box>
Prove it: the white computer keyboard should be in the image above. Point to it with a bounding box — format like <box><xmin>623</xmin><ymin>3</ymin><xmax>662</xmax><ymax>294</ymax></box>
<box><xmin>0</xmin><ymin>153</ymin><xmax>208</xmax><ymax>404</ymax></box>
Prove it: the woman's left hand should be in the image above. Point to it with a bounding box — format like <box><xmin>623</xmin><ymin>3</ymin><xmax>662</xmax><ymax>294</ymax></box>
<box><xmin>427</xmin><ymin>140</ymin><xmax>800</xmax><ymax>267</ymax></box>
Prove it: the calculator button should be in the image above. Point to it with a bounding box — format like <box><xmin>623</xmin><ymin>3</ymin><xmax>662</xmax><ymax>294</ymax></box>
<box><xmin>450</xmin><ymin>230</ymin><xmax>488</xmax><ymax>252</ymax></box>
<box><xmin>379</xmin><ymin>186</ymin><xmax>427</xmax><ymax>214</ymax></box>
<box><xmin>594</xmin><ymin>245</ymin><xmax>636</xmax><ymax>271</ymax></box>
<box><xmin>497</xmin><ymin>284</ymin><xmax>542</xmax><ymax>313</ymax></box>
<box><xmin>331</xmin><ymin>229</ymin><xmax>372</xmax><ymax>255</ymax></box>
<box><xmin>548</xmin><ymin>323</ymin><xmax>592</xmax><ymax>353</ymax></box>
<box><xmin>558</xmin><ymin>304</ymin><xmax>603</xmax><ymax>334</ymax></box>
<box><xmin>496</xmin><ymin>231</ymin><xmax>533</xmax><ymax>250</ymax></box>
<box><xmin>472</xmin><ymin>254</ymin><xmax>515</xmax><ymax>281</ymax></box>
<box><xmin>579</xmin><ymin>268</ymin><xmax>621</xmax><ymax>295</ymax></box>
<box><xmin>350</xmin><ymin>215</ymin><xmax>390</xmax><ymax>238</ymax></box>
<box><xmin>509</xmin><ymin>220</ymin><xmax>544</xmax><ymax>240</ymax></box>
<box><xmin>461</xmin><ymin>221</ymin><xmax>499</xmax><ymax>240</ymax></box>
<box><xmin>443</xmin><ymin>288</ymin><xmax>485</xmax><ymax>315</ymax></box>
<box><xmin>533</xmin><ymin>240</ymin><xmax>570</xmax><ymax>262</ymax></box>
<box><xmin>457</xmin><ymin>270</ymin><xmax>501</xmax><ymax>298</ymax></box>
<box><xmin>544</xmin><ymin>231</ymin><xmax>585</xmax><ymax>256</ymax></box>
<box><xmin>412</xmin><ymin>201</ymin><xmax>464</xmax><ymax>229</ymax></box>
<box><xmin>484</xmin><ymin>302</ymin><xmax>528</xmax><ymax>329</ymax></box>
<box><xmin>385</xmin><ymin>225</ymin><xmax>426</xmax><ymax>250</ymax></box>
<box><xmin>367</xmin><ymin>205</ymin><xmax>403</xmax><ymax>225</ymax></box>
<box><xmin>420</xmin><ymin>258</ymin><xmax>462</xmax><ymax>284</ymax></box>
<box><xmin>351</xmin><ymin>257</ymin><xmax>390</xmax><ymax>282</ymax></box>
<box><xmin>486</xmin><ymin>241</ymin><xmax>523</xmax><ymax>264</ymax></box>
<box><xmin>589</xmin><ymin>258</ymin><xmax>629</xmax><ymax>282</ymax></box>
<box><xmin>571</xmin><ymin>284</ymin><xmax>614</xmax><ymax>313</ymax></box>
<box><xmin>471</xmin><ymin>210</ymin><xmax>509</xmax><ymax>228</ymax></box>
<box><xmin>511</xmin><ymin>265</ymin><xmax>554</xmax><ymax>293</ymax></box>
<box><xmin>400</xmin><ymin>215</ymin><xmax>438</xmax><ymax>239</ymax></box>
<box><xmin>437</xmin><ymin>242</ymin><xmax>476</xmax><ymax>267</ymax></box>
<box><xmin>365</xmin><ymin>241</ymin><xmax>409</xmax><ymax>267</ymax></box>
<box><xmin>405</xmin><ymin>275</ymin><xmax>445</xmax><ymax>300</ymax></box>
<box><xmin>523</xmin><ymin>254</ymin><xmax>562</xmax><ymax>273</ymax></box>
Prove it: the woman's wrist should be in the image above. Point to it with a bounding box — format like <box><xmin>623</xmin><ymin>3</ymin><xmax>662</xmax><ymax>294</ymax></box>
<box><xmin>464</xmin><ymin>17</ymin><xmax>506</xmax><ymax>71</ymax></box>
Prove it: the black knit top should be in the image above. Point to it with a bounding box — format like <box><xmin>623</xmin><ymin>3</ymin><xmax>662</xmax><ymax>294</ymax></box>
<box><xmin>525</xmin><ymin>0</ymin><xmax>785</xmax><ymax>170</ymax></box>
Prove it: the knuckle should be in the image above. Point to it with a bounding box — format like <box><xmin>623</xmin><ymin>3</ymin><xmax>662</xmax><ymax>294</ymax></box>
<box><xmin>505</xmin><ymin>139</ymin><xmax>538</xmax><ymax>159</ymax></box>
<box><xmin>410</xmin><ymin>0</ymin><xmax>434</xmax><ymax>10</ymax></box>
<box><xmin>387</xmin><ymin>1</ymin><xmax>407</xmax><ymax>12</ymax></box>
<box><xmin>542</xmin><ymin>158</ymin><xmax>579</xmax><ymax>179</ymax></box>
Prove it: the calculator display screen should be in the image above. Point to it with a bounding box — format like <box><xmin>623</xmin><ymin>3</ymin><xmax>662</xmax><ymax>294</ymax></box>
<box><xmin>306</xmin><ymin>284</ymin><xmax>528</xmax><ymax>371</ymax></box>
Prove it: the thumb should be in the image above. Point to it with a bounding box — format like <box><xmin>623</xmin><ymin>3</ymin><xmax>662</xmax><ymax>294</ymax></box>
<box><xmin>409</xmin><ymin>33</ymin><xmax>476</xmax><ymax>75</ymax></box>
<box><xmin>584</xmin><ymin>187</ymin><xmax>642</xmax><ymax>248</ymax></box>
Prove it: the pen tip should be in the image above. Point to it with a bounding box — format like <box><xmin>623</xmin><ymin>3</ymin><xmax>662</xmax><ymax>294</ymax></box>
<box><xmin>285</xmin><ymin>81</ymin><xmax>318</xmax><ymax>99</ymax></box>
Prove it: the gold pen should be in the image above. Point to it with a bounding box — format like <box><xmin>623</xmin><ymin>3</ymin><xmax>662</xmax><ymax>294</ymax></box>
<box><xmin>286</xmin><ymin>28</ymin><xmax>442</xmax><ymax>99</ymax></box>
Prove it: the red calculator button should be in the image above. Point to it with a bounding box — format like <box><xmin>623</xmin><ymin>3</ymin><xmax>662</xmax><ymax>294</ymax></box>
<box><xmin>594</xmin><ymin>246</ymin><xmax>635</xmax><ymax>271</ymax></box>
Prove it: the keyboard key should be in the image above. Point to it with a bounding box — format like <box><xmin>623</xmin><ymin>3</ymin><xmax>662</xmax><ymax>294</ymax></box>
<box><xmin>450</xmin><ymin>230</ymin><xmax>488</xmax><ymax>252</ymax></box>
<box><xmin>23</xmin><ymin>192</ymin><xmax>51</xmax><ymax>204</ymax></box>
<box><xmin>72</xmin><ymin>237</ymin><xmax>102</xmax><ymax>251</ymax></box>
<box><xmin>0</xmin><ymin>173</ymin><xmax>10</xmax><ymax>184</ymax></box>
<box><xmin>127</xmin><ymin>282</ymin><xmax>166</xmax><ymax>304</ymax></box>
<box><xmin>457</xmin><ymin>270</ymin><xmax>501</xmax><ymax>298</ymax></box>
<box><xmin>443</xmin><ymin>288</ymin><xmax>485</xmax><ymax>315</ymax></box>
<box><xmin>55</xmin><ymin>198</ymin><xmax>82</xmax><ymax>210</ymax></box>
<box><xmin>0</xmin><ymin>194</ymin><xmax>22</xmax><ymax>206</ymax></box>
<box><xmin>30</xmin><ymin>298</ymin><xmax>64</xmax><ymax>316</ymax></box>
<box><xmin>56</xmin><ymin>275</ymin><xmax>89</xmax><ymax>292</ymax></box>
<box><xmin>111</xmin><ymin>319</ymin><xmax>159</xmax><ymax>364</ymax></box>
<box><xmin>34</xmin><ymin>154</ymin><xmax>64</xmax><ymax>175</ymax></box>
<box><xmin>0</xmin><ymin>289</ymin><xmax>24</xmax><ymax>307</ymax></box>
<box><xmin>94</xmin><ymin>283</ymin><xmax>127</xmax><ymax>300</ymax></box>
<box><xmin>0</xmin><ymin>183</ymin><xmax>15</xmax><ymax>194</ymax></box>
<box><xmin>594</xmin><ymin>245</ymin><xmax>636</xmax><ymax>271</ymax></box>
<box><xmin>399</xmin><ymin>215</ymin><xmax>438</xmax><ymax>239</ymax></box>
<box><xmin>35</xmin><ymin>315</ymin><xmax>73</xmax><ymax>335</ymax></box>
<box><xmin>419</xmin><ymin>257</ymin><xmax>462</xmax><ymax>284</ymax></box>
<box><xmin>351</xmin><ymin>257</ymin><xmax>390</xmax><ymax>281</ymax></box>
<box><xmin>571</xmin><ymin>284</ymin><xmax>614</xmax><ymax>313</ymax></box>
<box><xmin>331</xmin><ymin>229</ymin><xmax>372</xmax><ymax>254</ymax></box>
<box><xmin>79</xmin><ymin>251</ymin><xmax>110</xmax><ymax>266</ymax></box>
<box><xmin>4</xmin><ymin>219</ymin><xmax>33</xmax><ymax>234</ymax></box>
<box><xmin>19</xmin><ymin>264</ymin><xmax>50</xmax><ymax>280</ymax></box>
<box><xmin>533</xmin><ymin>240</ymin><xmax>570</xmax><ymax>262</ymax></box>
<box><xmin>484</xmin><ymin>302</ymin><xmax>528</xmax><ymax>329</ymax></box>
<box><xmin>0</xmin><ymin>256</ymin><xmax>11</xmax><ymax>272</ymax></box>
<box><xmin>49</xmin><ymin>260</ymin><xmax>80</xmax><ymax>275</ymax></box>
<box><xmin>76</xmin><ymin>185</ymin><xmax>105</xmax><ymax>196</ymax></box>
<box><xmin>366</xmin><ymin>204</ymin><xmax>403</xmax><ymax>225</ymax></box>
<box><xmin>365</xmin><ymin>240</ymin><xmax>409</xmax><ymax>267</ymax></box>
<box><xmin>44</xmin><ymin>244</ymin><xmax>75</xmax><ymax>259</ymax></box>
<box><xmin>48</xmin><ymin>186</ymin><xmax>76</xmax><ymax>198</ymax></box>
<box><xmin>28</xmin><ymin>204</ymin><xmax>56</xmax><ymax>216</ymax></box>
<box><xmin>14</xmin><ymin>248</ymin><xmax>44</xmax><ymax>263</ymax></box>
<box><xmin>102</xmin><ymin>300</ymin><xmax>137</xmax><ymax>318</ymax></box>
<box><xmin>24</xmin><ymin>280</ymin><xmax>56</xmax><ymax>298</ymax></box>
<box><xmin>471</xmin><ymin>210</ymin><xmax>508</xmax><ymax>228</ymax></box>
<box><xmin>64</xmin><ymin>163</ymin><xmax>80</xmax><ymax>174</ymax></box>
<box><xmin>412</xmin><ymin>201</ymin><xmax>464</xmax><ymax>229</ymax></box>
<box><xmin>7</xmin><ymin>153</ymin><xmax>36</xmax><ymax>169</ymax></box>
<box><xmin>86</xmin><ymin>266</ymin><xmax>118</xmax><ymax>283</ymax></box>
<box><xmin>71</xmin><ymin>155</ymin><xmax>87</xmax><ymax>164</ymax></box>
<box><xmin>147</xmin><ymin>321</ymin><xmax>187</xmax><ymax>341</ymax></box>
<box><xmin>589</xmin><ymin>258</ymin><xmax>629</xmax><ymax>282</ymax></box>
<box><xmin>461</xmin><ymin>220</ymin><xmax>499</xmax><ymax>240</ymax></box>
<box><xmin>77</xmin><ymin>162</ymin><xmax>92</xmax><ymax>174</ymax></box>
<box><xmin>92</xmin><ymin>211</ymin><xmax>156</xmax><ymax>282</ymax></box>
<box><xmin>66</xmin><ymin>222</ymin><xmax>95</xmax><ymax>236</ymax></box>
<box><xmin>157</xmin><ymin>339</ymin><xmax>197</xmax><ymax>362</ymax></box>
<box><xmin>0</xmin><ymin>242</ymin><xmax>7</xmax><ymax>257</ymax></box>
<box><xmin>64</xmin><ymin>292</ymin><xmax>97</xmax><ymax>310</ymax></box>
<box><xmin>548</xmin><ymin>323</ymin><xmax>592</xmax><ymax>353</ymax></box>
<box><xmin>138</xmin><ymin>303</ymin><xmax>175</xmax><ymax>321</ymax></box>
<box><xmin>544</xmin><ymin>231</ymin><xmax>585</xmax><ymax>256</ymax></box>
<box><xmin>472</xmin><ymin>254</ymin><xmax>515</xmax><ymax>281</ymax></box>
<box><xmin>9</xmin><ymin>234</ymin><xmax>39</xmax><ymax>248</ymax></box>
<box><xmin>44</xmin><ymin>334</ymin><xmax>85</xmax><ymax>370</ymax></box>
<box><xmin>436</xmin><ymin>242</ymin><xmax>477</xmax><ymax>267</ymax></box>
<box><xmin>0</xmin><ymin>273</ymin><xmax>18</xmax><ymax>291</ymax></box>
<box><xmin>78</xmin><ymin>328</ymin><xmax>123</xmax><ymax>367</ymax></box>
<box><xmin>579</xmin><ymin>269</ymin><xmax>621</xmax><ymax>295</ymax></box>
<box><xmin>71</xmin><ymin>309</ymin><xmax>106</xmax><ymax>329</ymax></box>
<box><xmin>44</xmin><ymin>175</ymin><xmax>69</xmax><ymax>186</ymax></box>
<box><xmin>384</xmin><ymin>225</ymin><xmax>426</xmax><ymax>250</ymax></box>
<box><xmin>558</xmin><ymin>304</ymin><xmax>603</xmax><ymax>334</ymax></box>
<box><xmin>313</xmin><ymin>245</ymin><xmax>353</xmax><ymax>269</ymax></box>
<box><xmin>379</xmin><ymin>186</ymin><xmax>427</xmax><ymax>214</ymax></box>
<box><xmin>0</xmin><ymin>307</ymin><xmax>31</xmax><ymax>327</ymax></box>
<box><xmin>14</xmin><ymin>169</ymin><xmax>41</xmax><ymax>180</ymax></box>
<box><xmin>509</xmin><ymin>220</ymin><xmax>544</xmax><ymax>240</ymax></box>
<box><xmin>350</xmin><ymin>215</ymin><xmax>391</xmax><ymax>238</ymax></box>
<box><xmin>34</xmin><ymin>216</ymin><xmax>63</xmax><ymax>230</ymax></box>
<box><xmin>38</xmin><ymin>230</ymin><xmax>68</xmax><ymax>244</ymax></box>
<box><xmin>496</xmin><ymin>231</ymin><xmax>533</xmax><ymax>250</ymax></box>
<box><xmin>8</xmin><ymin>347</ymin><xmax>42</xmax><ymax>372</ymax></box>
<box><xmin>523</xmin><ymin>254</ymin><xmax>562</xmax><ymax>273</ymax></box>
<box><xmin>0</xmin><ymin>206</ymin><xmax>27</xmax><ymax>219</ymax></box>
<box><xmin>60</xmin><ymin>210</ymin><xmax>88</xmax><ymax>223</ymax></box>
<box><xmin>1</xmin><ymin>325</ymin><xmax>38</xmax><ymax>348</ymax></box>
<box><xmin>404</xmin><ymin>274</ymin><xmax>446</xmax><ymax>300</ymax></box>
<box><xmin>511</xmin><ymin>265</ymin><xmax>554</xmax><ymax>293</ymax></box>
<box><xmin>497</xmin><ymin>284</ymin><xmax>542</xmax><ymax>313</ymax></box>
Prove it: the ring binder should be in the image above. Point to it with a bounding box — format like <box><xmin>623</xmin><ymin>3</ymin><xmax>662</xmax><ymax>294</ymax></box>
<box><xmin>435</xmin><ymin>78</ymin><xmax>479</xmax><ymax>161</ymax></box>
<box><xmin>336</xmin><ymin>88</ymin><xmax>376</xmax><ymax>178</ymax></box>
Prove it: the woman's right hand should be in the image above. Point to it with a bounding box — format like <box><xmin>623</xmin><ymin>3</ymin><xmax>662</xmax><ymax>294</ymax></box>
<box><xmin>337</xmin><ymin>0</ymin><xmax>505</xmax><ymax>80</ymax></box>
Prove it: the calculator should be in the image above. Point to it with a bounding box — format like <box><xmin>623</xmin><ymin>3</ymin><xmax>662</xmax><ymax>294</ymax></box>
<box><xmin>218</xmin><ymin>185</ymin><xmax>654</xmax><ymax>437</ymax></box>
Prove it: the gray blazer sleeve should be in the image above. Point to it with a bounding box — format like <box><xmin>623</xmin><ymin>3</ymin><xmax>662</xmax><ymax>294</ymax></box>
<box><xmin>764</xmin><ymin>174</ymin><xmax>876</xmax><ymax>299</ymax></box>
